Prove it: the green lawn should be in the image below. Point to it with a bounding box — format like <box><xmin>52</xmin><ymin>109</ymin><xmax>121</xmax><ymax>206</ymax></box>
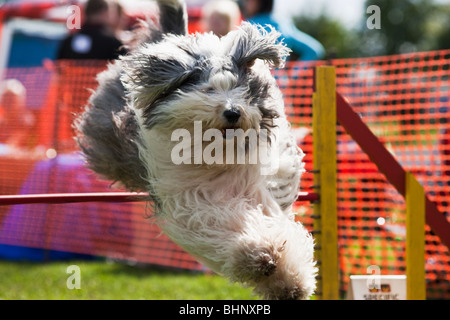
<box><xmin>0</xmin><ymin>260</ymin><xmax>257</xmax><ymax>300</ymax></box>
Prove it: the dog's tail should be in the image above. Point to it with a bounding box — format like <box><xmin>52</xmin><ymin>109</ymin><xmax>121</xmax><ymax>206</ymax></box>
<box><xmin>126</xmin><ymin>0</ymin><xmax>187</xmax><ymax>49</ymax></box>
<box><xmin>157</xmin><ymin>0</ymin><xmax>188</xmax><ymax>36</ymax></box>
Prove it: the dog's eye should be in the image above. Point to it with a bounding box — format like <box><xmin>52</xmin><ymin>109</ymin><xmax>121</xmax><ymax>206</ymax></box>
<box><xmin>202</xmin><ymin>87</ymin><xmax>215</xmax><ymax>94</ymax></box>
<box><xmin>246</xmin><ymin>59</ymin><xmax>256</xmax><ymax>68</ymax></box>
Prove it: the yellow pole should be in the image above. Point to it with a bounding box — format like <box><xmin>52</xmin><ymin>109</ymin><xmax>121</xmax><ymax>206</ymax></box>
<box><xmin>406</xmin><ymin>171</ymin><xmax>426</xmax><ymax>300</ymax></box>
<box><xmin>313</xmin><ymin>66</ymin><xmax>339</xmax><ymax>300</ymax></box>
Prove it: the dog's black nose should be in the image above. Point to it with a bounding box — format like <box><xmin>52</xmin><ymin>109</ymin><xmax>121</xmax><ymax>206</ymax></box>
<box><xmin>223</xmin><ymin>108</ymin><xmax>241</xmax><ymax>124</ymax></box>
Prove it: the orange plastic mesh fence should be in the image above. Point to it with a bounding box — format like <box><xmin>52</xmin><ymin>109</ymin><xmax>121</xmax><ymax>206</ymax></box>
<box><xmin>0</xmin><ymin>51</ymin><xmax>449</xmax><ymax>298</ymax></box>
<box><xmin>332</xmin><ymin>51</ymin><xmax>450</xmax><ymax>299</ymax></box>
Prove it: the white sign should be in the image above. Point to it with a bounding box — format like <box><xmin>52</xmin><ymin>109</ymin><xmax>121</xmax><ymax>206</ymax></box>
<box><xmin>347</xmin><ymin>275</ymin><xmax>407</xmax><ymax>300</ymax></box>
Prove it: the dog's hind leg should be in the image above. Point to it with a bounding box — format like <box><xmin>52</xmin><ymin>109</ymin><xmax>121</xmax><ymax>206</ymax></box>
<box><xmin>266</xmin><ymin>122</ymin><xmax>305</xmax><ymax>213</ymax></box>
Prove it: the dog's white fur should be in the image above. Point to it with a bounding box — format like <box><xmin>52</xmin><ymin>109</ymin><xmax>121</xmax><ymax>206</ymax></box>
<box><xmin>76</xmin><ymin>0</ymin><xmax>316</xmax><ymax>299</ymax></box>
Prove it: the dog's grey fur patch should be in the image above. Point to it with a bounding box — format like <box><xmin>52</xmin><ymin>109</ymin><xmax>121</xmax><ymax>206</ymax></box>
<box><xmin>74</xmin><ymin>63</ymin><xmax>148</xmax><ymax>191</ymax></box>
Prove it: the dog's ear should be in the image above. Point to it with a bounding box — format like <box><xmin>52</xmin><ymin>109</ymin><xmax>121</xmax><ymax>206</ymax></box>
<box><xmin>231</xmin><ymin>22</ymin><xmax>291</xmax><ymax>69</ymax></box>
<box><xmin>120</xmin><ymin>42</ymin><xmax>198</xmax><ymax>110</ymax></box>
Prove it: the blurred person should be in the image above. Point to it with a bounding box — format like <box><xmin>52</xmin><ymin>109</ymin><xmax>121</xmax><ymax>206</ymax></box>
<box><xmin>0</xmin><ymin>79</ymin><xmax>35</xmax><ymax>152</ymax></box>
<box><xmin>57</xmin><ymin>0</ymin><xmax>127</xmax><ymax>60</ymax></box>
<box><xmin>202</xmin><ymin>0</ymin><xmax>242</xmax><ymax>37</ymax></box>
<box><xmin>108</xmin><ymin>0</ymin><xmax>133</xmax><ymax>44</ymax></box>
<box><xmin>241</xmin><ymin>0</ymin><xmax>325</xmax><ymax>61</ymax></box>
<box><xmin>56</xmin><ymin>0</ymin><xmax>128</xmax><ymax>152</ymax></box>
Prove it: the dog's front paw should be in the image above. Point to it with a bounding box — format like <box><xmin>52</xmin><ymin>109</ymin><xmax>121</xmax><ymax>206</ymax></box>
<box><xmin>228</xmin><ymin>241</ymin><xmax>284</xmax><ymax>283</ymax></box>
<box><xmin>255</xmin><ymin>250</ymin><xmax>277</xmax><ymax>277</ymax></box>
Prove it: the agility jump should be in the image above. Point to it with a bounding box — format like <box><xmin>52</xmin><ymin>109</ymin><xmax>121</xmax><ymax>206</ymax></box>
<box><xmin>311</xmin><ymin>65</ymin><xmax>450</xmax><ymax>300</ymax></box>
<box><xmin>1</xmin><ymin>65</ymin><xmax>446</xmax><ymax>300</ymax></box>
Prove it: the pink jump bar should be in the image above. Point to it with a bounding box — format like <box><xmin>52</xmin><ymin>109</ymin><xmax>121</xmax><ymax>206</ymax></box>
<box><xmin>0</xmin><ymin>192</ymin><xmax>318</xmax><ymax>206</ymax></box>
<box><xmin>0</xmin><ymin>192</ymin><xmax>147</xmax><ymax>205</ymax></box>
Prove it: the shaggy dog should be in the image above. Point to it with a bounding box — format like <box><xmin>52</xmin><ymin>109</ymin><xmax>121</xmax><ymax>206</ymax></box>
<box><xmin>75</xmin><ymin>0</ymin><xmax>316</xmax><ymax>299</ymax></box>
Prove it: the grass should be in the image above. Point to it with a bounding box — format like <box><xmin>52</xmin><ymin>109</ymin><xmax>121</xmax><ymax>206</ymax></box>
<box><xmin>0</xmin><ymin>260</ymin><xmax>257</xmax><ymax>300</ymax></box>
